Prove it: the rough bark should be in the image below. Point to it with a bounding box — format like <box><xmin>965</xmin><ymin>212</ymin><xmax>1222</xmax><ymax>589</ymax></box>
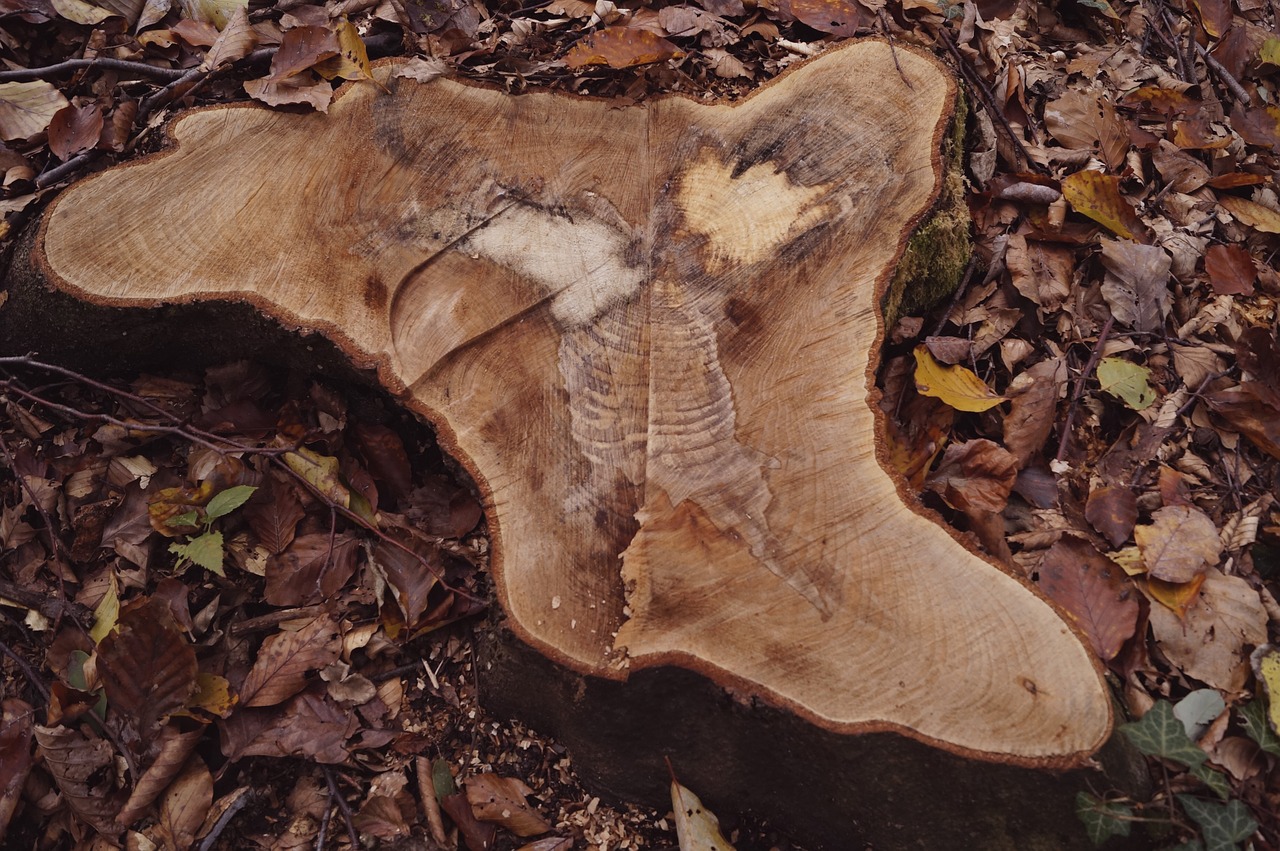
<box><xmin>0</xmin><ymin>38</ymin><xmax>1133</xmax><ymax>848</ymax></box>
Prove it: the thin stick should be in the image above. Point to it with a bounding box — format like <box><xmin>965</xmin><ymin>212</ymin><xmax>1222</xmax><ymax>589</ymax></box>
<box><xmin>0</xmin><ymin>634</ymin><xmax>51</xmax><ymax>704</ymax></box>
<box><xmin>322</xmin><ymin>766</ymin><xmax>360</xmax><ymax>849</ymax></box>
<box><xmin>1055</xmin><ymin>315</ymin><xmax>1115</xmax><ymax>465</ymax></box>
<box><xmin>0</xmin><ymin>58</ymin><xmax>187</xmax><ymax>83</ymax></box>
<box><xmin>1196</xmin><ymin>43</ymin><xmax>1251</xmax><ymax>105</ymax></box>
<box><xmin>196</xmin><ymin>790</ymin><xmax>254</xmax><ymax>851</ymax></box>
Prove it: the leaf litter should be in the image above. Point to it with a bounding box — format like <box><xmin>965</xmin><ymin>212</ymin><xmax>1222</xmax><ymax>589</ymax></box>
<box><xmin>2</xmin><ymin>0</ymin><xmax>1280</xmax><ymax>845</ymax></box>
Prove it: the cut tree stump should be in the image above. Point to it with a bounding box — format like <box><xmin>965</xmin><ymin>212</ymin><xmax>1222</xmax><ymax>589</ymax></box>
<box><xmin>2</xmin><ymin>39</ymin><xmax>1140</xmax><ymax>848</ymax></box>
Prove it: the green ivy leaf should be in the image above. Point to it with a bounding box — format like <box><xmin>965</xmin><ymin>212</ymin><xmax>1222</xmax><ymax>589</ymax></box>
<box><xmin>1120</xmin><ymin>700</ymin><xmax>1207</xmax><ymax>767</ymax></box>
<box><xmin>1076</xmin><ymin>791</ymin><xmax>1132</xmax><ymax>845</ymax></box>
<box><xmin>1189</xmin><ymin>763</ymin><xmax>1231</xmax><ymax>800</ymax></box>
<box><xmin>204</xmin><ymin>484</ymin><xmax>258</xmax><ymax>521</ymax></box>
<box><xmin>170</xmin><ymin>530</ymin><xmax>225</xmax><ymax>576</ymax></box>
<box><xmin>1238</xmin><ymin>699</ymin><xmax>1280</xmax><ymax>756</ymax></box>
<box><xmin>1176</xmin><ymin>796</ymin><xmax>1257</xmax><ymax>851</ymax></box>
<box><xmin>1097</xmin><ymin>357</ymin><xmax>1156</xmax><ymax>411</ymax></box>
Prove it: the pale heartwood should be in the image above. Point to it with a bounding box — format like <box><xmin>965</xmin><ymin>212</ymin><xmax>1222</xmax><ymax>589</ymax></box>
<box><xmin>35</xmin><ymin>40</ymin><xmax>1110</xmax><ymax>765</ymax></box>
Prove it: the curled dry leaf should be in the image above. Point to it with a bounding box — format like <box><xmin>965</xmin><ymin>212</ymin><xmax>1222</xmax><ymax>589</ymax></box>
<box><xmin>243</xmin><ymin>74</ymin><xmax>334</xmax><ymax>113</ymax></box>
<box><xmin>465</xmin><ymin>773</ymin><xmax>552</xmax><ymax>836</ymax></box>
<box><xmin>1146</xmin><ymin>568</ymin><xmax>1267</xmax><ymax>692</ymax></box>
<box><xmin>1135</xmin><ymin>504</ymin><xmax>1222</xmax><ymax>583</ymax></box>
<box><xmin>1206</xmin><ymin>384</ymin><xmax>1280</xmax><ymax>460</ymax></box>
<box><xmin>441</xmin><ymin>791</ymin><xmax>499</xmax><ymax>851</ymax></box>
<box><xmin>1085</xmin><ymin>485</ymin><xmax>1138</xmax><ymax>547</ymax></box>
<box><xmin>912</xmin><ymin>346</ymin><xmax>1006</xmax><ymax>412</ymax></box>
<box><xmin>202</xmin><ymin>5</ymin><xmax>257</xmax><ymax>70</ymax></box>
<box><xmin>925</xmin><ymin>439</ymin><xmax>1018</xmax><ymax>514</ymax></box>
<box><xmin>33</xmin><ymin>724</ymin><xmax>122</xmax><ymax>835</ymax></box>
<box><xmin>0</xmin><ymin>81</ymin><xmax>70</xmax><ymax>141</ymax></box>
<box><xmin>1036</xmin><ymin>537</ymin><xmax>1139</xmax><ymax>661</ymax></box>
<box><xmin>564</xmin><ymin>27</ymin><xmax>683</xmax><ymax>69</ymax></box>
<box><xmin>239</xmin><ymin>613</ymin><xmax>341</xmax><ymax>707</ymax></box>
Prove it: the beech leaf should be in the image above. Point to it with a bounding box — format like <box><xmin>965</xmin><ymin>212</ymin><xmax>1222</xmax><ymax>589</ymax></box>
<box><xmin>1096</xmin><ymin>357</ymin><xmax>1156</xmax><ymax>410</ymax></box>
<box><xmin>1085</xmin><ymin>485</ymin><xmax>1138</xmax><ymax>547</ymax></box>
<box><xmin>96</xmin><ymin>598</ymin><xmax>198</xmax><ymax>745</ymax></box>
<box><xmin>1219</xmin><ymin>195</ymin><xmax>1280</xmax><ymax>234</ymax></box>
<box><xmin>1203</xmin><ymin>244</ymin><xmax>1255</xmax><ymax>296</ymax></box>
<box><xmin>925</xmin><ymin>439</ymin><xmax>1017</xmax><ymax>515</ymax></box>
<box><xmin>246</xmin><ymin>481</ymin><xmax>305</xmax><ymax>555</ymax></box>
<box><xmin>672</xmin><ymin>780</ymin><xmax>735</xmax><ymax>851</ymax></box>
<box><xmin>912</xmin><ymin>346</ymin><xmax>1006</xmax><ymax>412</ymax></box>
<box><xmin>564</xmin><ymin>28</ymin><xmax>683</xmax><ymax>69</ymax></box>
<box><xmin>1135</xmin><ymin>505</ymin><xmax>1220</xmax><ymax>583</ymax></box>
<box><xmin>48</xmin><ymin>103</ymin><xmax>103</xmax><ymax>161</ymax></box>
<box><xmin>1036</xmin><ymin>538</ymin><xmax>1139</xmax><ymax>661</ymax></box>
<box><xmin>464</xmin><ymin>773</ymin><xmax>552</xmax><ymax>836</ymax></box>
<box><xmin>0</xmin><ymin>81</ymin><xmax>70</xmax><ymax>141</ymax></box>
<box><xmin>1099</xmin><ymin>240</ymin><xmax>1171</xmax><ymax>333</ymax></box>
<box><xmin>1146</xmin><ymin>568</ymin><xmax>1267</xmax><ymax>691</ymax></box>
<box><xmin>1061</xmin><ymin>170</ymin><xmax>1140</xmax><ymax>238</ymax></box>
<box><xmin>239</xmin><ymin>614</ymin><xmax>341</xmax><ymax>707</ymax></box>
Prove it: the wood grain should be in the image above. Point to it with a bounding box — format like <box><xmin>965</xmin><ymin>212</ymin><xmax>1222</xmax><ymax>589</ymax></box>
<box><xmin>38</xmin><ymin>39</ymin><xmax>1111</xmax><ymax>762</ymax></box>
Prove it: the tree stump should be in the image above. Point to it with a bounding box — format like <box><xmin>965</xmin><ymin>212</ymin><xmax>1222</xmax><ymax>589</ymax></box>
<box><xmin>2</xmin><ymin>39</ymin><xmax>1136</xmax><ymax>848</ymax></box>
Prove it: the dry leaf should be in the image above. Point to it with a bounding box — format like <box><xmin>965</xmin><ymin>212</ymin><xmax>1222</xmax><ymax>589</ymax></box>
<box><xmin>1043</xmin><ymin>89</ymin><xmax>1127</xmax><ymax>170</ymax></box>
<box><xmin>1099</xmin><ymin>239</ymin><xmax>1171</xmax><ymax>332</ymax></box>
<box><xmin>1061</xmin><ymin>170</ymin><xmax>1142</xmax><ymax>239</ymax></box>
<box><xmin>465</xmin><ymin>773</ymin><xmax>552</xmax><ymax>836</ymax></box>
<box><xmin>672</xmin><ymin>780</ymin><xmax>735</xmax><ymax>851</ymax></box>
<box><xmin>1219</xmin><ymin>195</ymin><xmax>1280</xmax><ymax>234</ymax></box>
<box><xmin>229</xmin><ymin>688</ymin><xmax>356</xmax><ymax>763</ymax></box>
<box><xmin>0</xmin><ymin>699</ymin><xmax>34</xmax><ymax>843</ymax></box>
<box><xmin>1135</xmin><ymin>505</ymin><xmax>1221</xmax><ymax>583</ymax></box>
<box><xmin>33</xmin><ymin>725</ymin><xmax>122</xmax><ymax>835</ymax></box>
<box><xmin>115</xmin><ymin>725</ymin><xmax>203</xmax><ymax>826</ymax></box>
<box><xmin>1002</xmin><ymin>357</ymin><xmax>1065</xmax><ymax>467</ymax></box>
<box><xmin>776</xmin><ymin>0</ymin><xmax>872</xmax><ymax>36</ymax></box>
<box><xmin>1005</xmin><ymin>234</ymin><xmax>1072</xmax><ymax>312</ymax></box>
<box><xmin>157</xmin><ymin>758</ymin><xmax>213</xmax><ymax>849</ymax></box>
<box><xmin>245</xmin><ymin>480</ymin><xmax>305</xmax><ymax>555</ymax></box>
<box><xmin>912</xmin><ymin>346</ymin><xmax>1006</xmax><ymax>412</ymax></box>
<box><xmin>926</xmin><ymin>439</ymin><xmax>1018</xmax><ymax>514</ymax></box>
<box><xmin>48</xmin><ymin>103</ymin><xmax>103</xmax><ymax>161</ymax></box>
<box><xmin>239</xmin><ymin>614</ymin><xmax>341</xmax><ymax>707</ymax></box>
<box><xmin>313</xmin><ymin>20</ymin><xmax>372</xmax><ymax>82</ymax></box>
<box><xmin>0</xmin><ymin>81</ymin><xmax>70</xmax><ymax>141</ymax></box>
<box><xmin>50</xmin><ymin>0</ymin><xmax>113</xmax><ymax>24</ymax></box>
<box><xmin>1085</xmin><ymin>486</ymin><xmax>1137</xmax><ymax>548</ymax></box>
<box><xmin>264</xmin><ymin>532</ymin><xmax>359</xmax><ymax>607</ymax></box>
<box><xmin>564</xmin><ymin>28</ymin><xmax>683</xmax><ymax>69</ymax></box>
<box><xmin>1206</xmin><ymin>384</ymin><xmax>1280</xmax><ymax>459</ymax></box>
<box><xmin>1037</xmin><ymin>537</ymin><xmax>1139</xmax><ymax>661</ymax></box>
<box><xmin>244</xmin><ymin>74</ymin><xmax>334</xmax><ymax>112</ymax></box>
<box><xmin>1146</xmin><ymin>568</ymin><xmax>1267</xmax><ymax>691</ymax></box>
<box><xmin>1232</xmin><ymin>105</ymin><xmax>1280</xmax><ymax>149</ymax></box>
<box><xmin>1203</xmin><ymin>244</ymin><xmax>1255</xmax><ymax>296</ymax></box>
<box><xmin>203</xmin><ymin>5</ymin><xmax>258</xmax><ymax>70</ymax></box>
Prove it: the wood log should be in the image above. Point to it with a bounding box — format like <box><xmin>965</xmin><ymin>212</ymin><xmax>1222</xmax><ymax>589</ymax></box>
<box><xmin>2</xmin><ymin>39</ymin><xmax>1134</xmax><ymax>847</ymax></box>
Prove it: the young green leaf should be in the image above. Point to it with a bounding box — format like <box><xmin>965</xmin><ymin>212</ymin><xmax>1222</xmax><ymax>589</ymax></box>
<box><xmin>1238</xmin><ymin>699</ymin><xmax>1280</xmax><ymax>756</ymax></box>
<box><xmin>1075</xmin><ymin>791</ymin><xmax>1132</xmax><ymax>846</ymax></box>
<box><xmin>204</xmin><ymin>484</ymin><xmax>258</xmax><ymax>521</ymax></box>
<box><xmin>166</xmin><ymin>510</ymin><xmax>200</xmax><ymax>528</ymax></box>
<box><xmin>1119</xmin><ymin>700</ymin><xmax>1207</xmax><ymax>766</ymax></box>
<box><xmin>1176</xmin><ymin>796</ymin><xmax>1257</xmax><ymax>851</ymax></box>
<box><xmin>170</xmin><ymin>531</ymin><xmax>226</xmax><ymax>575</ymax></box>
<box><xmin>1096</xmin><ymin>357</ymin><xmax>1155</xmax><ymax>410</ymax></box>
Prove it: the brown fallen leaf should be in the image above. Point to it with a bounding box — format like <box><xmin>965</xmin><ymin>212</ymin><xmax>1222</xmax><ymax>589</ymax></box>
<box><xmin>97</xmin><ymin>597</ymin><xmax>198</xmax><ymax>755</ymax></box>
<box><xmin>465</xmin><ymin>773</ymin><xmax>552</xmax><ymax>837</ymax></box>
<box><xmin>243</xmin><ymin>74</ymin><xmax>334</xmax><ymax>113</ymax></box>
<box><xmin>1002</xmin><ymin>357</ymin><xmax>1066</xmax><ymax>468</ymax></box>
<box><xmin>0</xmin><ymin>699</ymin><xmax>34</xmax><ymax>844</ymax></box>
<box><xmin>1043</xmin><ymin>89</ymin><xmax>1127</xmax><ymax>170</ymax></box>
<box><xmin>1085</xmin><ymin>485</ymin><xmax>1138</xmax><ymax>548</ymax></box>
<box><xmin>1206</xmin><ymin>384</ymin><xmax>1280</xmax><ymax>460</ymax></box>
<box><xmin>1004</xmin><ymin>234</ymin><xmax>1072</xmax><ymax>313</ymax></box>
<box><xmin>1232</xmin><ymin>105</ymin><xmax>1280</xmax><ymax>150</ymax></box>
<box><xmin>33</xmin><ymin>724</ymin><xmax>123</xmax><ymax>835</ymax></box>
<box><xmin>239</xmin><ymin>613</ymin><xmax>341</xmax><ymax>707</ymax></box>
<box><xmin>226</xmin><ymin>689</ymin><xmax>357</xmax><ymax>764</ymax></box>
<box><xmin>564</xmin><ymin>27</ymin><xmax>683</xmax><ymax>69</ymax></box>
<box><xmin>1219</xmin><ymin>195</ymin><xmax>1280</xmax><ymax>234</ymax></box>
<box><xmin>1099</xmin><ymin>239</ymin><xmax>1171</xmax><ymax>332</ymax></box>
<box><xmin>926</xmin><ymin>439</ymin><xmax>1018</xmax><ymax>514</ymax></box>
<box><xmin>1146</xmin><ymin>574</ymin><xmax>1205</xmax><ymax>619</ymax></box>
<box><xmin>48</xmin><ymin>102</ymin><xmax>103</xmax><ymax>162</ymax></box>
<box><xmin>265</xmin><ymin>532</ymin><xmax>359</xmax><ymax>607</ymax></box>
<box><xmin>775</xmin><ymin>0</ymin><xmax>872</xmax><ymax>36</ymax></box>
<box><xmin>1134</xmin><ymin>504</ymin><xmax>1221</xmax><ymax>583</ymax></box>
<box><xmin>1145</xmin><ymin>568</ymin><xmax>1267</xmax><ymax>691</ymax></box>
<box><xmin>115</xmin><ymin>724</ymin><xmax>203</xmax><ymax>827</ymax></box>
<box><xmin>441</xmin><ymin>791</ymin><xmax>499</xmax><ymax>851</ymax></box>
<box><xmin>0</xmin><ymin>81</ymin><xmax>70</xmax><ymax>141</ymax></box>
<box><xmin>156</xmin><ymin>756</ymin><xmax>213</xmax><ymax>850</ymax></box>
<box><xmin>1036</xmin><ymin>537</ymin><xmax>1139</xmax><ymax>661</ymax></box>
<box><xmin>353</xmin><ymin>793</ymin><xmax>414</xmax><ymax>839</ymax></box>
<box><xmin>246</xmin><ymin>479</ymin><xmax>306</xmax><ymax>555</ymax></box>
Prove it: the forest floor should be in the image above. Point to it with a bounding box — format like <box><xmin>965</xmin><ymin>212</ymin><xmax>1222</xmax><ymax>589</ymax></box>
<box><xmin>1</xmin><ymin>0</ymin><xmax>1280</xmax><ymax>848</ymax></box>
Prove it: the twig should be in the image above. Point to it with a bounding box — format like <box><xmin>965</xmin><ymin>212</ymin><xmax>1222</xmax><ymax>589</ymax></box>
<box><xmin>935</xmin><ymin>26</ymin><xmax>1046</xmax><ymax>174</ymax></box>
<box><xmin>0</xmin><ymin>58</ymin><xmax>187</xmax><ymax>83</ymax></box>
<box><xmin>1055</xmin><ymin>314</ymin><xmax>1116</xmax><ymax>465</ymax></box>
<box><xmin>196</xmin><ymin>789</ymin><xmax>254</xmax><ymax>851</ymax></box>
<box><xmin>0</xmin><ymin>428</ymin><xmax>71</xmax><ymax>565</ymax></box>
<box><xmin>0</xmin><ymin>579</ymin><xmax>91</xmax><ymax>627</ymax></box>
<box><xmin>1196</xmin><ymin>43</ymin><xmax>1251</xmax><ymax>105</ymax></box>
<box><xmin>929</xmin><ymin>255</ymin><xmax>980</xmax><ymax>338</ymax></box>
<box><xmin>315</xmin><ymin>800</ymin><xmax>332</xmax><ymax>850</ymax></box>
<box><xmin>322</xmin><ymin>766</ymin><xmax>360</xmax><ymax>849</ymax></box>
<box><xmin>229</xmin><ymin>605</ymin><xmax>327</xmax><ymax>637</ymax></box>
<box><xmin>35</xmin><ymin>150</ymin><xmax>101</xmax><ymax>189</ymax></box>
<box><xmin>0</xmin><ymin>632</ymin><xmax>51</xmax><ymax>704</ymax></box>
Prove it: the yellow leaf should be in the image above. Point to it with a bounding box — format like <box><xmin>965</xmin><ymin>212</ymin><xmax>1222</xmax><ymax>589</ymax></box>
<box><xmin>283</xmin><ymin>446</ymin><xmax>350</xmax><ymax>508</ymax></box>
<box><xmin>1219</xmin><ymin>195</ymin><xmax>1280</xmax><ymax>234</ymax></box>
<box><xmin>565</xmin><ymin>28</ymin><xmax>684</xmax><ymax>69</ymax></box>
<box><xmin>1109</xmin><ymin>546</ymin><xmax>1145</xmax><ymax>576</ymax></box>
<box><xmin>314</xmin><ymin>20</ymin><xmax>372</xmax><ymax>82</ymax></box>
<box><xmin>1061</xmin><ymin>169</ymin><xmax>1139</xmax><ymax>239</ymax></box>
<box><xmin>1252</xmin><ymin>645</ymin><xmax>1280</xmax><ymax>733</ymax></box>
<box><xmin>188</xmin><ymin>672</ymin><xmax>237</xmax><ymax>717</ymax></box>
<box><xmin>50</xmin><ymin>0</ymin><xmax>113</xmax><ymax>24</ymax></box>
<box><xmin>1261</xmin><ymin>38</ymin><xmax>1280</xmax><ymax>67</ymax></box>
<box><xmin>90</xmin><ymin>574</ymin><xmax>119</xmax><ymax>644</ymax></box>
<box><xmin>912</xmin><ymin>346</ymin><xmax>1006</xmax><ymax>412</ymax></box>
<box><xmin>672</xmin><ymin>781</ymin><xmax>735</xmax><ymax>851</ymax></box>
<box><xmin>1145</xmin><ymin>573</ymin><xmax>1206</xmax><ymax>619</ymax></box>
